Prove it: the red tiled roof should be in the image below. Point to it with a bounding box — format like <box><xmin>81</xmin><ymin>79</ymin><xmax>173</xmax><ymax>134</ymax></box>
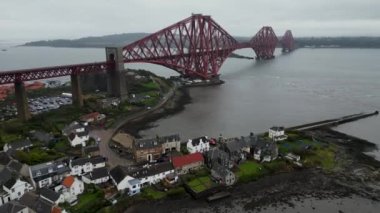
<box><xmin>80</xmin><ymin>112</ymin><xmax>100</xmax><ymax>121</ymax></box>
<box><xmin>51</xmin><ymin>207</ymin><xmax>62</xmax><ymax>213</ymax></box>
<box><xmin>172</xmin><ymin>152</ymin><xmax>204</xmax><ymax>168</ymax></box>
<box><xmin>62</xmin><ymin>176</ymin><xmax>75</xmax><ymax>188</ymax></box>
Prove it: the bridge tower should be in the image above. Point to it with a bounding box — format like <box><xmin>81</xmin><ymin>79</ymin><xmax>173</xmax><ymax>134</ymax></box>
<box><xmin>14</xmin><ymin>81</ymin><xmax>31</xmax><ymax>121</ymax></box>
<box><xmin>106</xmin><ymin>47</ymin><xmax>128</xmax><ymax>101</ymax></box>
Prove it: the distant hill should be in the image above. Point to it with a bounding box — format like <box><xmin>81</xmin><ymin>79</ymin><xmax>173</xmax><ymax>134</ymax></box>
<box><xmin>23</xmin><ymin>33</ymin><xmax>150</xmax><ymax>48</ymax></box>
<box><xmin>23</xmin><ymin>33</ymin><xmax>380</xmax><ymax>49</ymax></box>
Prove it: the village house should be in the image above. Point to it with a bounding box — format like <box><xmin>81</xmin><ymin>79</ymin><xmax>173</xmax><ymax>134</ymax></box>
<box><xmin>109</xmin><ymin>166</ymin><xmax>141</xmax><ymax>195</ymax></box>
<box><xmin>19</xmin><ymin>191</ymin><xmax>65</xmax><ymax>213</ymax></box>
<box><xmin>160</xmin><ymin>134</ymin><xmax>181</xmax><ymax>153</ymax></box>
<box><xmin>187</xmin><ymin>136</ymin><xmax>210</xmax><ymax>154</ymax></box>
<box><xmin>0</xmin><ymin>201</ymin><xmax>32</xmax><ymax>213</ymax></box>
<box><xmin>269</xmin><ymin>126</ymin><xmax>288</xmax><ymax>142</ymax></box>
<box><xmin>0</xmin><ymin>173</ymin><xmax>33</xmax><ymax>206</ymax></box>
<box><xmin>3</xmin><ymin>139</ymin><xmax>33</xmax><ymax>153</ymax></box>
<box><xmin>210</xmin><ymin>163</ymin><xmax>236</xmax><ymax>186</ymax></box>
<box><xmin>56</xmin><ymin>176</ymin><xmax>84</xmax><ymax>206</ymax></box>
<box><xmin>206</xmin><ymin>148</ymin><xmax>234</xmax><ymax>169</ymax></box>
<box><xmin>29</xmin><ymin>160</ymin><xmax>70</xmax><ymax>189</ymax></box>
<box><xmin>62</xmin><ymin>121</ymin><xmax>87</xmax><ymax>136</ymax></box>
<box><xmin>68</xmin><ymin>131</ymin><xmax>89</xmax><ymax>147</ymax></box>
<box><xmin>79</xmin><ymin>112</ymin><xmax>106</xmax><ymax>124</ymax></box>
<box><xmin>82</xmin><ymin>145</ymin><xmax>100</xmax><ymax>157</ymax></box>
<box><xmin>82</xmin><ymin>167</ymin><xmax>109</xmax><ymax>185</ymax></box>
<box><xmin>253</xmin><ymin>140</ymin><xmax>278</xmax><ymax>163</ymax></box>
<box><xmin>40</xmin><ymin>188</ymin><xmax>65</xmax><ymax>205</ymax></box>
<box><xmin>172</xmin><ymin>152</ymin><xmax>204</xmax><ymax>175</ymax></box>
<box><xmin>133</xmin><ymin>138</ymin><xmax>162</xmax><ymax>163</ymax></box>
<box><xmin>110</xmin><ymin>162</ymin><xmax>177</xmax><ymax>195</ymax></box>
<box><xmin>69</xmin><ymin>156</ymin><xmax>106</xmax><ymax>176</ymax></box>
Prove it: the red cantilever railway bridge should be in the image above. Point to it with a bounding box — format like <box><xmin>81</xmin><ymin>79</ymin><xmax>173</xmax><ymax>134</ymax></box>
<box><xmin>0</xmin><ymin>14</ymin><xmax>295</xmax><ymax>120</ymax></box>
<box><xmin>0</xmin><ymin>14</ymin><xmax>294</xmax><ymax>84</ymax></box>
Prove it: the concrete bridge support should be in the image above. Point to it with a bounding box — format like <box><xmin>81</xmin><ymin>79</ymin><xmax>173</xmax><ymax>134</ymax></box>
<box><xmin>106</xmin><ymin>47</ymin><xmax>128</xmax><ymax>101</ymax></box>
<box><xmin>14</xmin><ymin>81</ymin><xmax>31</xmax><ymax>121</ymax></box>
<box><xmin>71</xmin><ymin>74</ymin><xmax>84</xmax><ymax>107</ymax></box>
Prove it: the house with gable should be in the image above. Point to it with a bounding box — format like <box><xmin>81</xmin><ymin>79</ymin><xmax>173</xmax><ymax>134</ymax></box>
<box><xmin>172</xmin><ymin>152</ymin><xmax>204</xmax><ymax>175</ymax></box>
<box><xmin>69</xmin><ymin>156</ymin><xmax>106</xmax><ymax>176</ymax></box>
<box><xmin>269</xmin><ymin>126</ymin><xmax>288</xmax><ymax>142</ymax></box>
<box><xmin>62</xmin><ymin>121</ymin><xmax>90</xmax><ymax>147</ymax></box>
<box><xmin>82</xmin><ymin>167</ymin><xmax>109</xmax><ymax>185</ymax></box>
<box><xmin>40</xmin><ymin>188</ymin><xmax>64</xmax><ymax>205</ymax></box>
<box><xmin>187</xmin><ymin>136</ymin><xmax>210</xmax><ymax>154</ymax></box>
<box><xmin>56</xmin><ymin>176</ymin><xmax>84</xmax><ymax>206</ymax></box>
<box><xmin>160</xmin><ymin>134</ymin><xmax>181</xmax><ymax>153</ymax></box>
<box><xmin>29</xmin><ymin>160</ymin><xmax>70</xmax><ymax>189</ymax></box>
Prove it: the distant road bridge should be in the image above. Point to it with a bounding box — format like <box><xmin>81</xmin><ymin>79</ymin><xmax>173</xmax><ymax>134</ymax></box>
<box><xmin>0</xmin><ymin>14</ymin><xmax>295</xmax><ymax>121</ymax></box>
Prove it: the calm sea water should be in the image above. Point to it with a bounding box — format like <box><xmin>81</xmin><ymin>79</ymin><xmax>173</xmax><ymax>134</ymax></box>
<box><xmin>1</xmin><ymin>44</ymin><xmax>380</xmax><ymax>212</ymax></box>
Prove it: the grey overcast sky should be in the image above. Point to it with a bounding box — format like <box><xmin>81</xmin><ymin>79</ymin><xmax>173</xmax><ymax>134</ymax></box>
<box><xmin>1</xmin><ymin>0</ymin><xmax>380</xmax><ymax>41</ymax></box>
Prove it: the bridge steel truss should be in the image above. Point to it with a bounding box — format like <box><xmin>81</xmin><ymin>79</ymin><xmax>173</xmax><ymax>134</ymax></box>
<box><xmin>0</xmin><ymin>62</ymin><xmax>111</xmax><ymax>84</ymax></box>
<box><xmin>0</xmin><ymin>15</ymin><xmax>296</xmax><ymax>85</ymax></box>
<box><xmin>122</xmin><ymin>14</ymin><xmax>238</xmax><ymax>79</ymax></box>
<box><xmin>281</xmin><ymin>30</ymin><xmax>295</xmax><ymax>52</ymax></box>
<box><xmin>250</xmin><ymin>26</ymin><xmax>278</xmax><ymax>60</ymax></box>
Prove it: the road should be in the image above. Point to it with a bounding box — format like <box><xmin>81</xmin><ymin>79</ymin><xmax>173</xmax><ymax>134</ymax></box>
<box><xmin>89</xmin><ymin>87</ymin><xmax>176</xmax><ymax>168</ymax></box>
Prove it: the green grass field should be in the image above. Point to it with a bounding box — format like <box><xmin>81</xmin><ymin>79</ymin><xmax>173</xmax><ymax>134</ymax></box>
<box><xmin>236</xmin><ymin>161</ymin><xmax>266</xmax><ymax>183</ymax></box>
<box><xmin>187</xmin><ymin>176</ymin><xmax>214</xmax><ymax>193</ymax></box>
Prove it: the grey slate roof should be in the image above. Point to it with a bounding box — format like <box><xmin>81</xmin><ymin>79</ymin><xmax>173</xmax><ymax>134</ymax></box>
<box><xmin>0</xmin><ymin>152</ymin><xmax>11</xmax><ymax>165</ymax></box>
<box><xmin>0</xmin><ymin>201</ymin><xmax>28</xmax><ymax>213</ymax></box>
<box><xmin>211</xmin><ymin>163</ymin><xmax>230</xmax><ymax>178</ymax></box>
<box><xmin>71</xmin><ymin>156</ymin><xmax>106</xmax><ymax>167</ymax></box>
<box><xmin>270</xmin><ymin>126</ymin><xmax>284</xmax><ymax>131</ymax></box>
<box><xmin>0</xmin><ymin>168</ymin><xmax>12</xmax><ymax>185</ymax></box>
<box><xmin>191</xmin><ymin>136</ymin><xmax>207</xmax><ymax>146</ymax></box>
<box><xmin>89</xmin><ymin>167</ymin><xmax>109</xmax><ymax>180</ymax></box>
<box><xmin>159</xmin><ymin>134</ymin><xmax>180</xmax><ymax>143</ymax></box>
<box><xmin>129</xmin><ymin>162</ymin><xmax>174</xmax><ymax>179</ymax></box>
<box><xmin>62</xmin><ymin>121</ymin><xmax>86</xmax><ymax>136</ymax></box>
<box><xmin>6</xmin><ymin>139</ymin><xmax>32</xmax><ymax>151</ymax></box>
<box><xmin>134</xmin><ymin>138</ymin><xmax>161</xmax><ymax>150</ymax></box>
<box><xmin>3</xmin><ymin>177</ymin><xmax>17</xmax><ymax>189</ymax></box>
<box><xmin>109</xmin><ymin>166</ymin><xmax>128</xmax><ymax>184</ymax></box>
<box><xmin>19</xmin><ymin>192</ymin><xmax>53</xmax><ymax>213</ymax></box>
<box><xmin>40</xmin><ymin>188</ymin><xmax>61</xmax><ymax>203</ymax></box>
<box><xmin>30</xmin><ymin>161</ymin><xmax>70</xmax><ymax>182</ymax></box>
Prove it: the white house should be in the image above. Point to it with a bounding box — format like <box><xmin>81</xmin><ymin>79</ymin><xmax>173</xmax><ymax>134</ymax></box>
<box><xmin>69</xmin><ymin>156</ymin><xmax>107</xmax><ymax>176</ymax></box>
<box><xmin>29</xmin><ymin>161</ymin><xmax>70</xmax><ymax>189</ymax></box>
<box><xmin>68</xmin><ymin>131</ymin><xmax>89</xmax><ymax>147</ymax></box>
<box><xmin>82</xmin><ymin>167</ymin><xmax>109</xmax><ymax>185</ymax></box>
<box><xmin>268</xmin><ymin>126</ymin><xmax>288</xmax><ymax>142</ymax></box>
<box><xmin>109</xmin><ymin>166</ymin><xmax>141</xmax><ymax>196</ymax></box>
<box><xmin>110</xmin><ymin>162</ymin><xmax>176</xmax><ymax>196</ymax></box>
<box><xmin>40</xmin><ymin>188</ymin><xmax>65</xmax><ymax>205</ymax></box>
<box><xmin>58</xmin><ymin>176</ymin><xmax>84</xmax><ymax>206</ymax></box>
<box><xmin>0</xmin><ymin>177</ymin><xmax>33</xmax><ymax>206</ymax></box>
<box><xmin>187</xmin><ymin>136</ymin><xmax>210</xmax><ymax>153</ymax></box>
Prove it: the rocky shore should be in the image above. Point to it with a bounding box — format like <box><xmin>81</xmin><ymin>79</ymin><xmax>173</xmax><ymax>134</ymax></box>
<box><xmin>125</xmin><ymin>128</ymin><xmax>380</xmax><ymax>213</ymax></box>
<box><xmin>120</xmin><ymin>87</ymin><xmax>192</xmax><ymax>138</ymax></box>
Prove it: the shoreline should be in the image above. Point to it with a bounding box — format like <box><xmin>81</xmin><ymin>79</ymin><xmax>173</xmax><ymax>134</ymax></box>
<box><xmin>118</xmin><ymin>86</ymin><xmax>192</xmax><ymax>138</ymax></box>
<box><xmin>123</xmin><ymin>127</ymin><xmax>380</xmax><ymax>213</ymax></box>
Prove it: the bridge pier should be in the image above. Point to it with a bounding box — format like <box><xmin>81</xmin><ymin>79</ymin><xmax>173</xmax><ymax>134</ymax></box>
<box><xmin>14</xmin><ymin>81</ymin><xmax>31</xmax><ymax>121</ymax></box>
<box><xmin>70</xmin><ymin>74</ymin><xmax>83</xmax><ymax>107</ymax></box>
<box><xmin>106</xmin><ymin>47</ymin><xmax>128</xmax><ymax>101</ymax></box>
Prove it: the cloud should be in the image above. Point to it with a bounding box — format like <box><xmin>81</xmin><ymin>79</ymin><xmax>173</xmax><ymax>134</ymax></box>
<box><xmin>1</xmin><ymin>0</ymin><xmax>380</xmax><ymax>40</ymax></box>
